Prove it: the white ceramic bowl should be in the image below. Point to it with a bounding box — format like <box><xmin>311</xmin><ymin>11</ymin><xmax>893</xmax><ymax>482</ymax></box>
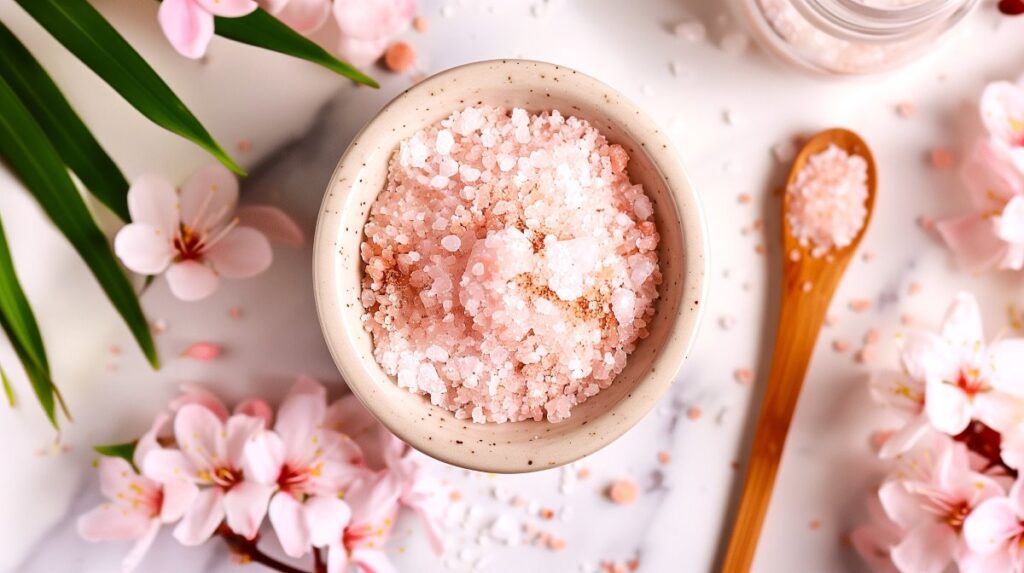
<box><xmin>313</xmin><ymin>60</ymin><xmax>707</xmax><ymax>473</ymax></box>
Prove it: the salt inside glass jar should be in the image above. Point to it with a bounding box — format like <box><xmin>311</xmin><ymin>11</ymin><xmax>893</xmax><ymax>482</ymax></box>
<box><xmin>734</xmin><ymin>0</ymin><xmax>979</xmax><ymax>75</ymax></box>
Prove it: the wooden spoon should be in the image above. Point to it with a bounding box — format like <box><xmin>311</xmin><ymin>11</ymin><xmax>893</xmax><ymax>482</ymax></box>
<box><xmin>720</xmin><ymin>128</ymin><xmax>877</xmax><ymax>573</ymax></box>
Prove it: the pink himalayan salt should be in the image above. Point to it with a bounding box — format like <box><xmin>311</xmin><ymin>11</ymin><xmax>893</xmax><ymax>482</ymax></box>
<box><xmin>786</xmin><ymin>144</ymin><xmax>868</xmax><ymax>257</ymax></box>
<box><xmin>360</xmin><ymin>106</ymin><xmax>661</xmax><ymax>423</ymax></box>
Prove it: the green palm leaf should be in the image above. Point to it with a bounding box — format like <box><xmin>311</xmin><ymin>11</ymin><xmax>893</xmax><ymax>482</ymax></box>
<box><xmin>0</xmin><ymin>216</ymin><xmax>60</xmax><ymax>426</ymax></box>
<box><xmin>0</xmin><ymin>74</ymin><xmax>159</xmax><ymax>373</ymax></box>
<box><xmin>1</xmin><ymin>364</ymin><xmax>14</xmax><ymax>407</ymax></box>
<box><xmin>214</xmin><ymin>8</ymin><xmax>379</xmax><ymax>88</ymax></box>
<box><xmin>0</xmin><ymin>22</ymin><xmax>130</xmax><ymax>221</ymax></box>
<box><xmin>14</xmin><ymin>0</ymin><xmax>244</xmax><ymax>175</ymax></box>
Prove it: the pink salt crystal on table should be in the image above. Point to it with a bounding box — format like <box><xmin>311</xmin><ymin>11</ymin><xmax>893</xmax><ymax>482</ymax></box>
<box><xmin>738</xmin><ymin>193</ymin><xmax>752</xmax><ymax>204</ymax></box>
<box><xmin>657</xmin><ymin>451</ymin><xmax>671</xmax><ymax>464</ymax></box>
<box><xmin>863</xmin><ymin>328</ymin><xmax>880</xmax><ymax>344</ymax></box>
<box><xmin>360</xmin><ymin>106</ymin><xmax>661</xmax><ymax>423</ymax></box>
<box><xmin>734</xmin><ymin>368</ymin><xmax>755</xmax><ymax>385</ymax></box>
<box><xmin>786</xmin><ymin>144</ymin><xmax>868</xmax><ymax>257</ymax></box>
<box><xmin>607</xmin><ymin>479</ymin><xmax>639</xmax><ymax>505</ymax></box>
<box><xmin>686</xmin><ymin>406</ymin><xmax>702</xmax><ymax>420</ymax></box>
<box><xmin>182</xmin><ymin>342</ymin><xmax>221</xmax><ymax>361</ymax></box>
<box><xmin>848</xmin><ymin>298</ymin><xmax>872</xmax><ymax>313</ymax></box>
<box><xmin>929</xmin><ymin>147</ymin><xmax>954</xmax><ymax>170</ymax></box>
<box><xmin>895</xmin><ymin>102</ymin><xmax>915</xmax><ymax>118</ymax></box>
<box><xmin>832</xmin><ymin>339</ymin><xmax>850</xmax><ymax>353</ymax></box>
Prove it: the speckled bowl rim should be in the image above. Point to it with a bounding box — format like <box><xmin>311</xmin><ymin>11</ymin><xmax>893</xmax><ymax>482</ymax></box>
<box><xmin>313</xmin><ymin>59</ymin><xmax>708</xmax><ymax>473</ymax></box>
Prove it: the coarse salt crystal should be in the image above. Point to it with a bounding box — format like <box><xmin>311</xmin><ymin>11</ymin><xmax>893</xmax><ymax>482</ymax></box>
<box><xmin>360</xmin><ymin>106</ymin><xmax>661</xmax><ymax>423</ymax></box>
<box><xmin>786</xmin><ymin>144</ymin><xmax>868</xmax><ymax>257</ymax></box>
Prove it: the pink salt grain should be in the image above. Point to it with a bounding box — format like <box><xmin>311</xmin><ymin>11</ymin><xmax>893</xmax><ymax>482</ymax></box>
<box><xmin>607</xmin><ymin>479</ymin><xmax>639</xmax><ymax>504</ymax></box>
<box><xmin>360</xmin><ymin>106</ymin><xmax>661</xmax><ymax>423</ymax></box>
<box><xmin>786</xmin><ymin>145</ymin><xmax>868</xmax><ymax>258</ymax></box>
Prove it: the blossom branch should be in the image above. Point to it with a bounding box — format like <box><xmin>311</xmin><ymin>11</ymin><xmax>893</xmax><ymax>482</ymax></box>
<box><xmin>313</xmin><ymin>547</ymin><xmax>326</xmax><ymax>573</ymax></box>
<box><xmin>217</xmin><ymin>527</ymin><xmax>310</xmax><ymax>573</ymax></box>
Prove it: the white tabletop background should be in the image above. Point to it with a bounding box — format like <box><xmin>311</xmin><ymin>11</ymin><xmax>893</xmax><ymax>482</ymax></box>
<box><xmin>2</xmin><ymin>0</ymin><xmax>1023</xmax><ymax>571</ymax></box>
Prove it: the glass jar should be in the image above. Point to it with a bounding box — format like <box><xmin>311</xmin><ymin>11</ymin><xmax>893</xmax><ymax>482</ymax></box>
<box><xmin>735</xmin><ymin>0</ymin><xmax>980</xmax><ymax>75</ymax></box>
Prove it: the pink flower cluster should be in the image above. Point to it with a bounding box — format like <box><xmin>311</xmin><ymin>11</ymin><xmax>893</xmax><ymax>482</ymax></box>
<box><xmin>77</xmin><ymin>378</ymin><xmax>445</xmax><ymax>573</ymax></box>
<box><xmin>159</xmin><ymin>0</ymin><xmax>415</xmax><ymax>65</ymax></box>
<box><xmin>114</xmin><ymin>164</ymin><xmax>302</xmax><ymax>301</ymax></box>
<box><xmin>938</xmin><ymin>77</ymin><xmax>1024</xmax><ymax>272</ymax></box>
<box><xmin>853</xmin><ymin>293</ymin><xmax>1024</xmax><ymax>572</ymax></box>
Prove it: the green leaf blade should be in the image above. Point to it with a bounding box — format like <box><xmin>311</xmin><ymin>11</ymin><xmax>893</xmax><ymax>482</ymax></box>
<box><xmin>0</xmin><ymin>364</ymin><xmax>14</xmax><ymax>407</ymax></box>
<box><xmin>0</xmin><ymin>217</ymin><xmax>57</xmax><ymax>426</ymax></box>
<box><xmin>14</xmin><ymin>0</ymin><xmax>245</xmax><ymax>175</ymax></box>
<box><xmin>95</xmin><ymin>441</ymin><xmax>138</xmax><ymax>470</ymax></box>
<box><xmin>0</xmin><ymin>22</ymin><xmax>130</xmax><ymax>221</ymax></box>
<box><xmin>214</xmin><ymin>8</ymin><xmax>379</xmax><ymax>88</ymax></box>
<box><xmin>0</xmin><ymin>74</ymin><xmax>160</xmax><ymax>371</ymax></box>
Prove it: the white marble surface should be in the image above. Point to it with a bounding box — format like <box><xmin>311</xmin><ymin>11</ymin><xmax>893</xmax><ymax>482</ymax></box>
<box><xmin>3</xmin><ymin>0</ymin><xmax>1024</xmax><ymax>572</ymax></box>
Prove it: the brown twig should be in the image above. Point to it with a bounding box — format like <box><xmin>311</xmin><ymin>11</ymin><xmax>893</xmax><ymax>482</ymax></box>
<box><xmin>313</xmin><ymin>547</ymin><xmax>327</xmax><ymax>573</ymax></box>
<box><xmin>217</xmin><ymin>527</ymin><xmax>310</xmax><ymax>573</ymax></box>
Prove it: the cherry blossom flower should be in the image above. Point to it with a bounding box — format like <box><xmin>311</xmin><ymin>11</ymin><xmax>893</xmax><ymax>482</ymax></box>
<box><xmin>937</xmin><ymin>141</ymin><xmax>1024</xmax><ymax>272</ymax></box>
<box><xmin>78</xmin><ymin>414</ymin><xmax>199</xmax><ymax>572</ymax></box>
<box><xmin>898</xmin><ymin>293</ymin><xmax>1024</xmax><ymax>436</ymax></box>
<box><xmin>243</xmin><ymin>377</ymin><xmax>365</xmax><ymax>558</ymax></box>
<box><xmin>333</xmin><ymin>0</ymin><xmax>415</xmax><ymax>67</ymax></box>
<box><xmin>879</xmin><ymin>437</ymin><xmax>1004</xmax><ymax>573</ymax></box>
<box><xmin>159</xmin><ymin>0</ymin><xmax>258</xmax><ymax>59</ymax></box>
<box><xmin>326</xmin><ymin>394</ymin><xmax>445</xmax><ymax>554</ymax></box>
<box><xmin>259</xmin><ymin>0</ymin><xmax>332</xmax><ymax>34</ymax></box>
<box><xmin>142</xmin><ymin>406</ymin><xmax>271</xmax><ymax>544</ymax></box>
<box><xmin>327</xmin><ymin>471</ymin><xmax>403</xmax><ymax>573</ymax></box>
<box><xmin>980</xmin><ymin>79</ymin><xmax>1024</xmax><ymax>174</ymax></box>
<box><xmin>962</xmin><ymin>473</ymin><xmax>1024</xmax><ymax>572</ymax></box>
<box><xmin>114</xmin><ymin>165</ymin><xmax>293</xmax><ymax>301</ymax></box>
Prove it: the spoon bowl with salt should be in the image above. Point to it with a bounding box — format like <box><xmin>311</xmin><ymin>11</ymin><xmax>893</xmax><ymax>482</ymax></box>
<box><xmin>721</xmin><ymin>127</ymin><xmax>877</xmax><ymax>572</ymax></box>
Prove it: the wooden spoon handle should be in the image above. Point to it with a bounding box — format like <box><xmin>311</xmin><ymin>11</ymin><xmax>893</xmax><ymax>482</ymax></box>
<box><xmin>720</xmin><ymin>266</ymin><xmax>839</xmax><ymax>572</ymax></box>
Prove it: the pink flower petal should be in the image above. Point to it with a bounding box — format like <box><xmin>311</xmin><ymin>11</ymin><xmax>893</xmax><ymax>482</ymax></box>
<box><xmin>175</xmin><ymin>404</ymin><xmax>227</xmax><ymax>471</ymax></box>
<box><xmin>121</xmin><ymin>519</ymin><xmax>161</xmax><ymax>573</ymax></box>
<box><xmin>195</xmin><ymin>0</ymin><xmax>259</xmax><ymax>17</ymax></box>
<box><xmin>269</xmin><ymin>492</ymin><xmax>311</xmax><ymax>558</ymax></box>
<box><xmin>243</xmin><ymin>430</ymin><xmax>286</xmax><ymax>485</ymax></box>
<box><xmin>981</xmin><ymin>81</ymin><xmax>1024</xmax><ymax>150</ymax></box>
<box><xmin>143</xmin><ymin>448</ymin><xmax>198</xmax><ymax>484</ymax></box>
<box><xmin>134</xmin><ymin>413</ymin><xmax>171</xmax><ymax>469</ymax></box>
<box><xmin>288</xmin><ymin>375</ymin><xmax>327</xmax><ymax>399</ymax></box>
<box><xmin>173</xmin><ymin>487</ymin><xmax>225</xmax><ymax>546</ymax></box>
<box><xmin>346</xmin><ymin>473</ymin><xmax>401</xmax><ymax>531</ymax></box>
<box><xmin>223</xmin><ymin>481</ymin><xmax>274</xmax><ymax>539</ymax></box>
<box><xmin>868</xmin><ymin>370</ymin><xmax>923</xmax><ymax>416</ymax></box>
<box><xmin>180</xmin><ymin>164</ymin><xmax>239</xmax><ymax>230</ymax></box>
<box><xmin>326</xmin><ymin>395</ymin><xmax>382</xmax><ymax>469</ymax></box>
<box><xmin>333</xmin><ymin>0</ymin><xmax>414</xmax><ymax>41</ymax></box>
<box><xmin>327</xmin><ymin>542</ymin><xmax>349</xmax><ymax>573</ymax></box>
<box><xmin>127</xmin><ymin>174</ymin><xmax>180</xmax><ymax>234</ymax></box>
<box><xmin>276</xmin><ymin>391</ymin><xmax>326</xmax><ymax>457</ymax></box>
<box><xmin>997</xmin><ymin>196</ymin><xmax>1024</xmax><ymax>245</ymax></box>
<box><xmin>158</xmin><ymin>0</ymin><xmax>215</xmax><ymax>59</ymax></box>
<box><xmin>964</xmin><ymin>497</ymin><xmax>1021</xmax><ymax>554</ymax></box>
<box><xmin>98</xmin><ymin>456</ymin><xmax>143</xmax><ymax>501</ymax></box>
<box><xmin>891</xmin><ymin>521</ymin><xmax>958</xmax><ymax>573</ymax></box>
<box><xmin>182</xmin><ymin>342</ymin><xmax>222</xmax><ymax>361</ymax></box>
<box><xmin>1011</xmin><ymin>476</ymin><xmax>1024</xmax><ymax>518</ymax></box>
<box><xmin>878</xmin><ymin>415</ymin><xmax>931</xmax><ymax>459</ymax></box>
<box><xmin>262</xmin><ymin>0</ymin><xmax>331</xmax><ymax>34</ymax></box>
<box><xmin>941</xmin><ymin>292</ymin><xmax>985</xmax><ymax>351</ymax></box>
<box><xmin>235</xmin><ymin>398</ymin><xmax>274</xmax><ymax>426</ymax></box>
<box><xmin>166</xmin><ymin>260</ymin><xmax>219</xmax><ymax>301</ymax></box>
<box><xmin>961</xmin><ymin>140</ymin><xmax>1024</xmax><ymax>211</ymax></box>
<box><xmin>925</xmin><ymin>377</ymin><xmax>972</xmax><ymax>435</ymax></box>
<box><xmin>204</xmin><ymin>227</ymin><xmax>272</xmax><ymax>279</ymax></box>
<box><xmin>114</xmin><ymin>224</ymin><xmax>175</xmax><ymax>275</ymax></box>
<box><xmin>898</xmin><ymin>331</ymin><xmax>959</xmax><ymax>387</ymax></box>
<box><xmin>936</xmin><ymin>213</ymin><xmax>1009</xmax><ymax>274</ymax></box>
<box><xmin>878</xmin><ymin>481</ymin><xmax>927</xmax><ymax>530</ymax></box>
<box><xmin>1001</xmin><ymin>426</ymin><xmax>1024</xmax><ymax>471</ymax></box>
<box><xmin>351</xmin><ymin>548</ymin><xmax>399</xmax><ymax>573</ymax></box>
<box><xmin>225</xmin><ymin>414</ymin><xmax>265</xmax><ymax>468</ymax></box>
<box><xmin>304</xmin><ymin>495</ymin><xmax>352</xmax><ymax>548</ymax></box>
<box><xmin>78</xmin><ymin>504</ymin><xmax>152</xmax><ymax>542</ymax></box>
<box><xmin>170</xmin><ymin>384</ymin><xmax>230</xmax><ymax>421</ymax></box>
<box><xmin>160</xmin><ymin>480</ymin><xmax>200</xmax><ymax>523</ymax></box>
